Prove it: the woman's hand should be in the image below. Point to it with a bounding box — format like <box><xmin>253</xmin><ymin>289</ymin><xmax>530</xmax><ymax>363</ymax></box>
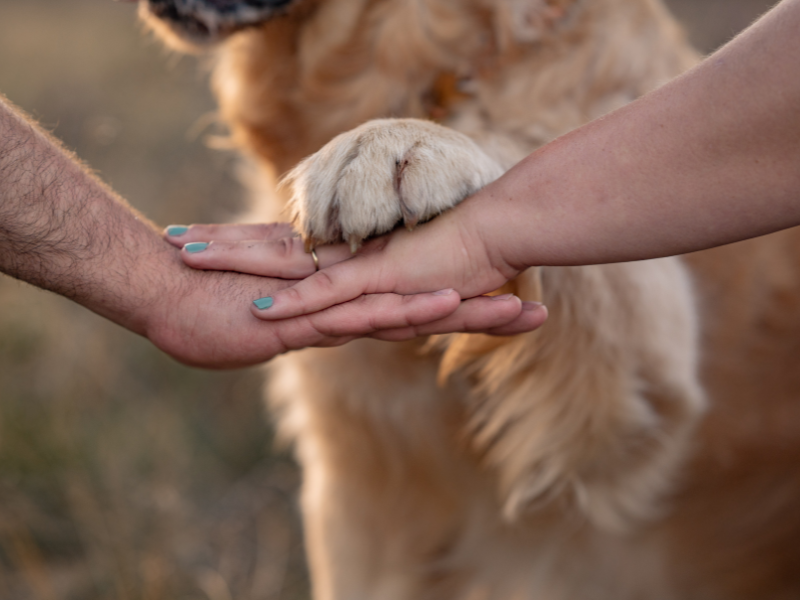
<box><xmin>163</xmin><ymin>210</ymin><xmax>547</xmax><ymax>338</ymax></box>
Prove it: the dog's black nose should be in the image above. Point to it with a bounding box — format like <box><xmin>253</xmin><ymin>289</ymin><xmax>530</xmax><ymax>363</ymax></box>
<box><xmin>205</xmin><ymin>0</ymin><xmax>293</xmax><ymax>10</ymax></box>
<box><xmin>245</xmin><ymin>0</ymin><xmax>293</xmax><ymax>6</ymax></box>
<box><xmin>148</xmin><ymin>0</ymin><xmax>293</xmax><ymax>11</ymax></box>
<box><xmin>144</xmin><ymin>0</ymin><xmax>295</xmax><ymax>46</ymax></box>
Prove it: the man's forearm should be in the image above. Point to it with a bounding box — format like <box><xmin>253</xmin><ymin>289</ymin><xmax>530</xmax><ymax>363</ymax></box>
<box><xmin>0</xmin><ymin>96</ymin><xmax>175</xmax><ymax>334</ymax></box>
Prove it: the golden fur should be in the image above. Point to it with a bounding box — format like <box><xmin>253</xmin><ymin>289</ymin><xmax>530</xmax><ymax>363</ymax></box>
<box><xmin>142</xmin><ymin>1</ymin><xmax>800</xmax><ymax>598</ymax></box>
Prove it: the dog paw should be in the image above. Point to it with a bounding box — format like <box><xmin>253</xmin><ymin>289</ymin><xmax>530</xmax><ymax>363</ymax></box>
<box><xmin>284</xmin><ymin>118</ymin><xmax>504</xmax><ymax>251</ymax></box>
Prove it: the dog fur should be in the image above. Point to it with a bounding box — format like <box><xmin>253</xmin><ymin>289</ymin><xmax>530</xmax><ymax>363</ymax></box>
<box><xmin>141</xmin><ymin>1</ymin><xmax>800</xmax><ymax>598</ymax></box>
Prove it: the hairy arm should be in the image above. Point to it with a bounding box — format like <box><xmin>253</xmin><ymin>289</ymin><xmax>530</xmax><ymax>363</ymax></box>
<box><xmin>0</xmin><ymin>95</ymin><xmax>160</xmax><ymax>328</ymax></box>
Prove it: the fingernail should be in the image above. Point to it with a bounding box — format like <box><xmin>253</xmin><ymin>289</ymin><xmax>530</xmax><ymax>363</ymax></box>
<box><xmin>490</xmin><ymin>293</ymin><xmax>516</xmax><ymax>301</ymax></box>
<box><xmin>253</xmin><ymin>297</ymin><xmax>274</xmax><ymax>310</ymax></box>
<box><xmin>166</xmin><ymin>225</ymin><xmax>189</xmax><ymax>236</ymax></box>
<box><xmin>522</xmin><ymin>301</ymin><xmax>544</xmax><ymax>311</ymax></box>
<box><xmin>433</xmin><ymin>289</ymin><xmax>454</xmax><ymax>296</ymax></box>
<box><xmin>184</xmin><ymin>242</ymin><xmax>209</xmax><ymax>253</ymax></box>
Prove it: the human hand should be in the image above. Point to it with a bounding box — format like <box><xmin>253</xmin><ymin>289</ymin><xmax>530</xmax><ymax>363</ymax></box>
<box><xmin>162</xmin><ymin>204</ymin><xmax>546</xmax><ymax>338</ymax></box>
<box><xmin>145</xmin><ymin>265</ymin><xmax>531</xmax><ymax>369</ymax></box>
<box><xmin>144</xmin><ymin>236</ymin><xmax>544</xmax><ymax>368</ymax></box>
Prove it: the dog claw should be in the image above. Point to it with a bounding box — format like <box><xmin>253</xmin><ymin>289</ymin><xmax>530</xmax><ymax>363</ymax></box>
<box><xmin>400</xmin><ymin>201</ymin><xmax>420</xmax><ymax>231</ymax></box>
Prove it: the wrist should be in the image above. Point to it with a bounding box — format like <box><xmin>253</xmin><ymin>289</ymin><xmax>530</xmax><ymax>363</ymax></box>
<box><xmin>461</xmin><ymin>155</ymin><xmax>549</xmax><ymax>275</ymax></box>
<box><xmin>140</xmin><ymin>259</ymin><xmax>295</xmax><ymax>368</ymax></box>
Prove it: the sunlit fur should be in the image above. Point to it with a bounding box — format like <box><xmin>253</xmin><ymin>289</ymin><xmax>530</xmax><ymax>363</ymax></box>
<box><xmin>144</xmin><ymin>1</ymin><xmax>800</xmax><ymax>598</ymax></box>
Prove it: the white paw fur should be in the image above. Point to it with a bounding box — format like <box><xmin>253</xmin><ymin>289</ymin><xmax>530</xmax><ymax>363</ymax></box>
<box><xmin>284</xmin><ymin>118</ymin><xmax>504</xmax><ymax>251</ymax></box>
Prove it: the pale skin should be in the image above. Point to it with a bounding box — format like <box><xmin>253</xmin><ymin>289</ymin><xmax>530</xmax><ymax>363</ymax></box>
<box><xmin>171</xmin><ymin>0</ymin><xmax>800</xmax><ymax>322</ymax></box>
<box><xmin>0</xmin><ymin>97</ymin><xmax>545</xmax><ymax>369</ymax></box>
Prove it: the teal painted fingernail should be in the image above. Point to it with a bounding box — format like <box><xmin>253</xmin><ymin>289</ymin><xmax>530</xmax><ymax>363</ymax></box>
<box><xmin>253</xmin><ymin>297</ymin><xmax>274</xmax><ymax>310</ymax></box>
<box><xmin>184</xmin><ymin>242</ymin><xmax>208</xmax><ymax>253</ymax></box>
<box><xmin>166</xmin><ymin>225</ymin><xmax>189</xmax><ymax>236</ymax></box>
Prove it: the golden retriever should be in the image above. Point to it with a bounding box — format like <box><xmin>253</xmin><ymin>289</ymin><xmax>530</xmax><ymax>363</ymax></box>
<box><xmin>140</xmin><ymin>0</ymin><xmax>800</xmax><ymax>598</ymax></box>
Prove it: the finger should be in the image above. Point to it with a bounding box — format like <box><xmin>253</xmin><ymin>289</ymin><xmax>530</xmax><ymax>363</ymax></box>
<box><xmin>270</xmin><ymin>300</ymin><xmax>546</xmax><ymax>354</ymax></box>
<box><xmin>268</xmin><ymin>317</ymin><xmax>358</xmax><ymax>352</ymax></box>
<box><xmin>163</xmin><ymin>222</ymin><xmax>297</xmax><ymax>248</ymax></box>
<box><xmin>267</xmin><ymin>289</ymin><xmax>464</xmax><ymax>338</ymax></box>
<box><xmin>180</xmin><ymin>237</ymin><xmax>352</xmax><ymax>278</ymax></box>
<box><xmin>481</xmin><ymin>301</ymin><xmax>548</xmax><ymax>336</ymax></box>
<box><xmin>368</xmin><ymin>296</ymin><xmax>547</xmax><ymax>341</ymax></box>
<box><xmin>249</xmin><ymin>255</ymin><xmax>391</xmax><ymax>319</ymax></box>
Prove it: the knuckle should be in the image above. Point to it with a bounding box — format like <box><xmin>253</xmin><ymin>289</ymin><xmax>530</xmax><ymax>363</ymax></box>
<box><xmin>260</xmin><ymin>223</ymin><xmax>278</xmax><ymax>238</ymax></box>
<box><xmin>278</xmin><ymin>317</ymin><xmax>318</xmax><ymax>351</ymax></box>
<box><xmin>313</xmin><ymin>270</ymin><xmax>337</xmax><ymax>292</ymax></box>
<box><xmin>276</xmin><ymin>237</ymin><xmax>294</xmax><ymax>260</ymax></box>
<box><xmin>360</xmin><ymin>235</ymin><xmax>390</xmax><ymax>256</ymax></box>
<box><xmin>261</xmin><ymin>222</ymin><xmax>292</xmax><ymax>239</ymax></box>
<box><xmin>283</xmin><ymin>286</ymin><xmax>305</xmax><ymax>307</ymax></box>
<box><xmin>365</xmin><ymin>313</ymin><xmax>380</xmax><ymax>332</ymax></box>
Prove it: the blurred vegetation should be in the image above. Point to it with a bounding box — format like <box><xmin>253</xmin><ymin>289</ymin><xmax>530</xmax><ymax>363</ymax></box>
<box><xmin>0</xmin><ymin>0</ymin><xmax>776</xmax><ymax>598</ymax></box>
<box><xmin>0</xmin><ymin>1</ymin><xmax>307</xmax><ymax>598</ymax></box>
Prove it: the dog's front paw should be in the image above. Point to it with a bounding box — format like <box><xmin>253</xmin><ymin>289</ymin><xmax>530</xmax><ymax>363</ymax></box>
<box><xmin>284</xmin><ymin>119</ymin><xmax>504</xmax><ymax>251</ymax></box>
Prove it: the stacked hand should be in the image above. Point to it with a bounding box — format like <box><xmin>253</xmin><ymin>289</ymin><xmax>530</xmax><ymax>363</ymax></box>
<box><xmin>0</xmin><ymin>94</ymin><xmax>543</xmax><ymax>372</ymax></box>
<box><xmin>163</xmin><ymin>208</ymin><xmax>548</xmax><ymax>342</ymax></box>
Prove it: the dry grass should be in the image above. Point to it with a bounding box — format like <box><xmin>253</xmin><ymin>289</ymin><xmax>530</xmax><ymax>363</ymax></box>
<box><xmin>0</xmin><ymin>0</ymin><xmax>775</xmax><ymax>598</ymax></box>
<box><xmin>0</xmin><ymin>1</ymin><xmax>307</xmax><ymax>598</ymax></box>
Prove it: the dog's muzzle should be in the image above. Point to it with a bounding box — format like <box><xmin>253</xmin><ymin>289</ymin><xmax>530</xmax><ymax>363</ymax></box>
<box><xmin>141</xmin><ymin>0</ymin><xmax>294</xmax><ymax>45</ymax></box>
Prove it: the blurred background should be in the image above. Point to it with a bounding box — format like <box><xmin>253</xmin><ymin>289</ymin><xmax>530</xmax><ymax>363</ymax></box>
<box><xmin>0</xmin><ymin>0</ymin><xmax>777</xmax><ymax>598</ymax></box>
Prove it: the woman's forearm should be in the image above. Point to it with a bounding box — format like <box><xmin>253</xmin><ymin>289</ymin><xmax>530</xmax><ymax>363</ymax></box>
<box><xmin>472</xmin><ymin>0</ymin><xmax>800</xmax><ymax>269</ymax></box>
